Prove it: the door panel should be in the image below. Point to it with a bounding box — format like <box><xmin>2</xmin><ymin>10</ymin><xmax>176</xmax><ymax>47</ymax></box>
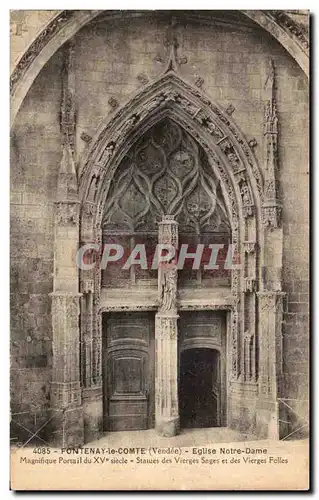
<box><xmin>103</xmin><ymin>312</ymin><xmax>155</xmax><ymax>431</ymax></box>
<box><xmin>178</xmin><ymin>311</ymin><xmax>226</xmax><ymax>428</ymax></box>
<box><xmin>179</xmin><ymin>348</ymin><xmax>220</xmax><ymax>428</ymax></box>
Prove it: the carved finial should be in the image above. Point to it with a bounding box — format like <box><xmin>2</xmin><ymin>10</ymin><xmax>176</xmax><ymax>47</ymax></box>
<box><xmin>162</xmin><ymin>17</ymin><xmax>187</xmax><ymax>74</ymax></box>
<box><xmin>264</xmin><ymin>60</ymin><xmax>278</xmax><ymax>135</ymax></box>
<box><xmin>164</xmin><ymin>37</ymin><xmax>179</xmax><ymax>74</ymax></box>
<box><xmin>60</xmin><ymin>42</ymin><xmax>75</xmax><ymax>153</ymax></box>
<box><xmin>58</xmin><ymin>42</ymin><xmax>78</xmax><ymax>202</ymax></box>
<box><xmin>264</xmin><ymin>59</ymin><xmax>275</xmax><ymax>99</ymax></box>
<box><xmin>57</xmin><ymin>142</ymin><xmax>78</xmax><ymax>201</ymax></box>
<box><xmin>262</xmin><ymin>61</ymin><xmax>281</xmax><ymax>229</ymax></box>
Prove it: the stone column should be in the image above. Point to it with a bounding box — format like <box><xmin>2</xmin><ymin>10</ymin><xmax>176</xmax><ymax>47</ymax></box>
<box><xmin>256</xmin><ymin>291</ymin><xmax>285</xmax><ymax>439</ymax></box>
<box><xmin>49</xmin><ymin>42</ymin><xmax>85</xmax><ymax>447</ymax></box>
<box><xmin>155</xmin><ymin>216</ymin><xmax>179</xmax><ymax>437</ymax></box>
<box><xmin>50</xmin><ymin>143</ymin><xmax>84</xmax><ymax>446</ymax></box>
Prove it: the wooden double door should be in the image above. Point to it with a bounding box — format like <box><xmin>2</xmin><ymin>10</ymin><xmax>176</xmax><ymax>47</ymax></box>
<box><xmin>103</xmin><ymin>310</ymin><xmax>226</xmax><ymax>431</ymax></box>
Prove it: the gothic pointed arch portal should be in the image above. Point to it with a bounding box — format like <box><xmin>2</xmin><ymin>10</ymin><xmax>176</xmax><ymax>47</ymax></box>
<box><xmin>56</xmin><ymin>72</ymin><xmax>284</xmax><ymax>442</ymax></box>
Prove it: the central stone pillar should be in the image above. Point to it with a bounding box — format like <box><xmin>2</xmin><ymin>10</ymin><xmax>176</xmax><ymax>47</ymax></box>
<box><xmin>155</xmin><ymin>216</ymin><xmax>179</xmax><ymax>437</ymax></box>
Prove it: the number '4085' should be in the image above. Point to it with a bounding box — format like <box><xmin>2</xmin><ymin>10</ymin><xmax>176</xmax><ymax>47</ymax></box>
<box><xmin>33</xmin><ymin>448</ymin><xmax>51</xmax><ymax>454</ymax></box>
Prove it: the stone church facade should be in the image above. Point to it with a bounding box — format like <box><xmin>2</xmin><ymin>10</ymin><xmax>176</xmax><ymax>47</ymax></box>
<box><xmin>10</xmin><ymin>10</ymin><xmax>309</xmax><ymax>446</ymax></box>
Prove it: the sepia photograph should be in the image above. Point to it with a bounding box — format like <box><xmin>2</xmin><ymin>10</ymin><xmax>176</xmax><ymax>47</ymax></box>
<box><xmin>9</xmin><ymin>8</ymin><xmax>310</xmax><ymax>490</ymax></box>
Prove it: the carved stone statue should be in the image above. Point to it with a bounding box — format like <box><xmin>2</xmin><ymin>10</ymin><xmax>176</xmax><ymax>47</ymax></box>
<box><xmin>159</xmin><ymin>261</ymin><xmax>177</xmax><ymax>312</ymax></box>
<box><xmin>241</xmin><ymin>183</ymin><xmax>251</xmax><ymax>206</ymax></box>
<box><xmin>87</xmin><ymin>175</ymin><xmax>99</xmax><ymax>202</ymax></box>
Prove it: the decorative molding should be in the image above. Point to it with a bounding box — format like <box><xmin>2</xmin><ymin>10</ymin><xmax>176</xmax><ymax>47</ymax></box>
<box><xmin>55</xmin><ymin>201</ymin><xmax>80</xmax><ymax>225</ymax></box>
<box><xmin>10</xmin><ymin>10</ymin><xmax>75</xmax><ymax>94</ymax></box>
<box><xmin>51</xmin><ymin>292</ymin><xmax>82</xmax><ymax>408</ymax></box>
<box><xmin>261</xmin><ymin>201</ymin><xmax>282</xmax><ymax>229</ymax></box>
<box><xmin>248</xmin><ymin>138</ymin><xmax>257</xmax><ymax>149</ymax></box>
<box><xmin>80</xmin><ymin>132</ymin><xmax>92</xmax><ymax>144</ymax></box>
<box><xmin>82</xmin><ymin>200</ymin><xmax>96</xmax><ymax>218</ymax></box>
<box><xmin>226</xmin><ymin>104</ymin><xmax>235</xmax><ymax>115</ymax></box>
<box><xmin>243</xmin><ymin>331</ymin><xmax>254</xmax><ymax>381</ymax></box>
<box><xmin>244</xmin><ymin>277</ymin><xmax>256</xmax><ymax>293</ymax></box>
<box><xmin>178</xmin><ymin>303</ymin><xmax>233</xmax><ymax>311</ymax></box>
<box><xmin>177</xmin><ymin>55</ymin><xmax>187</xmax><ymax>65</ymax></box>
<box><xmin>231</xmin><ymin>307</ymin><xmax>240</xmax><ymax>379</ymax></box>
<box><xmin>154</xmin><ymin>53</ymin><xmax>164</xmax><ymax>63</ymax></box>
<box><xmin>80</xmin><ymin>279</ymin><xmax>94</xmax><ymax>294</ymax></box>
<box><xmin>269</xmin><ymin>10</ymin><xmax>309</xmax><ymax>52</ymax></box>
<box><xmin>194</xmin><ymin>76</ymin><xmax>204</xmax><ymax>88</ymax></box>
<box><xmin>243</xmin><ymin>241</ymin><xmax>256</xmax><ymax>254</ymax></box>
<box><xmin>10</xmin><ymin>10</ymin><xmax>309</xmax><ymax>102</ymax></box>
<box><xmin>155</xmin><ymin>313</ymin><xmax>179</xmax><ymax>339</ymax></box>
<box><xmin>79</xmin><ymin>73</ymin><xmax>263</xmax><ymax>201</ymax></box>
<box><xmin>108</xmin><ymin>97</ymin><xmax>119</xmax><ymax>109</ymax></box>
<box><xmin>101</xmin><ymin>304</ymin><xmax>157</xmax><ymax>312</ymax></box>
<box><xmin>137</xmin><ymin>73</ymin><xmax>149</xmax><ymax>85</ymax></box>
<box><xmin>257</xmin><ymin>290</ymin><xmax>286</xmax><ymax>312</ymax></box>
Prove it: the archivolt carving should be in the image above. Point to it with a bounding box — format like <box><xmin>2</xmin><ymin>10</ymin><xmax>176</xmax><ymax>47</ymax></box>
<box><xmin>79</xmin><ymin>73</ymin><xmax>263</xmax><ymax>209</ymax></box>
<box><xmin>10</xmin><ymin>10</ymin><xmax>309</xmax><ymax>128</ymax></box>
<box><xmin>269</xmin><ymin>10</ymin><xmax>309</xmax><ymax>52</ymax></box>
<box><xmin>79</xmin><ymin>73</ymin><xmax>265</xmax><ymax>383</ymax></box>
<box><xmin>10</xmin><ymin>10</ymin><xmax>76</xmax><ymax>94</ymax></box>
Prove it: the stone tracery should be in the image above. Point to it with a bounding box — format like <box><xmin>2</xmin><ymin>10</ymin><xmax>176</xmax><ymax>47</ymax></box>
<box><xmin>102</xmin><ymin>119</ymin><xmax>230</xmax><ymax>236</ymax></box>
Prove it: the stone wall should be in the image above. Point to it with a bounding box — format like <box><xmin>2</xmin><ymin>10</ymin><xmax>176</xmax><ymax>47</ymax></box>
<box><xmin>10</xmin><ymin>12</ymin><xmax>309</xmax><ymax>441</ymax></box>
<box><xmin>10</xmin><ymin>50</ymin><xmax>63</xmax><ymax>442</ymax></box>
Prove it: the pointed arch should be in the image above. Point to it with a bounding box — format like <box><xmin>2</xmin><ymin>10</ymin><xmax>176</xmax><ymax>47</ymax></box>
<box><xmin>79</xmin><ymin>72</ymin><xmax>263</xmax><ymax>238</ymax></box>
<box><xmin>10</xmin><ymin>10</ymin><xmax>309</xmax><ymax>126</ymax></box>
<box><xmin>78</xmin><ymin>72</ymin><xmax>265</xmax><ymax>386</ymax></box>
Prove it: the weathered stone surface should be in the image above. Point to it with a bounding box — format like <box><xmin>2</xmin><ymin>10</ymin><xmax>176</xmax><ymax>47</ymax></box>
<box><xmin>10</xmin><ymin>11</ymin><xmax>308</xmax><ymax>444</ymax></box>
